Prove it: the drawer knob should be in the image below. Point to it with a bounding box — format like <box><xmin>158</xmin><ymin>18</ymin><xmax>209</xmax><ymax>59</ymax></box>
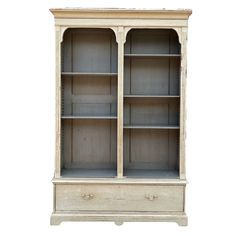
<box><xmin>81</xmin><ymin>193</ymin><xmax>94</xmax><ymax>200</ymax></box>
<box><xmin>145</xmin><ymin>194</ymin><xmax>158</xmax><ymax>201</ymax></box>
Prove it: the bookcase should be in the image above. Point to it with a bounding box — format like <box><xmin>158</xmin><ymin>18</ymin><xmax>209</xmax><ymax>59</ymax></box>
<box><xmin>50</xmin><ymin>8</ymin><xmax>191</xmax><ymax>226</ymax></box>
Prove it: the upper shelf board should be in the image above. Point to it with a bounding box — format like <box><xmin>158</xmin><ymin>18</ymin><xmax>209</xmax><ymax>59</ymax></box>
<box><xmin>61</xmin><ymin>72</ymin><xmax>118</xmax><ymax>77</ymax></box>
<box><xmin>124</xmin><ymin>54</ymin><xmax>181</xmax><ymax>57</ymax></box>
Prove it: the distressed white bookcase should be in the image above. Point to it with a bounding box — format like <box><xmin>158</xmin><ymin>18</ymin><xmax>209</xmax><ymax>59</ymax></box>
<box><xmin>50</xmin><ymin>8</ymin><xmax>191</xmax><ymax>226</ymax></box>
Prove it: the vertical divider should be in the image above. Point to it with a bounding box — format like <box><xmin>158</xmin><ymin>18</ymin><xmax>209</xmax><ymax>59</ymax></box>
<box><xmin>179</xmin><ymin>27</ymin><xmax>188</xmax><ymax>179</ymax></box>
<box><xmin>116</xmin><ymin>27</ymin><xmax>125</xmax><ymax>178</ymax></box>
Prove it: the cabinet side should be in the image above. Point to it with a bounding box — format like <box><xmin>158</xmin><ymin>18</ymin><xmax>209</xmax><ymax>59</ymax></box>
<box><xmin>55</xmin><ymin>26</ymin><xmax>62</xmax><ymax>177</ymax></box>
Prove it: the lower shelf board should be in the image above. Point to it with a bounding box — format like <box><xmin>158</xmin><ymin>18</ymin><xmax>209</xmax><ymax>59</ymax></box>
<box><xmin>124</xmin><ymin>169</ymin><xmax>179</xmax><ymax>179</ymax></box>
<box><xmin>60</xmin><ymin>168</ymin><xmax>179</xmax><ymax>179</ymax></box>
<box><xmin>61</xmin><ymin>168</ymin><xmax>117</xmax><ymax>178</ymax></box>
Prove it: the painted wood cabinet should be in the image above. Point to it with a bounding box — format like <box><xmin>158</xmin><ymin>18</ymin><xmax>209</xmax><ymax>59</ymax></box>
<box><xmin>50</xmin><ymin>8</ymin><xmax>191</xmax><ymax>226</ymax></box>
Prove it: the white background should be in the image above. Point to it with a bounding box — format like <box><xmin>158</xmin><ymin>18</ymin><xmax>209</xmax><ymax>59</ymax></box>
<box><xmin>0</xmin><ymin>0</ymin><xmax>236</xmax><ymax>235</ymax></box>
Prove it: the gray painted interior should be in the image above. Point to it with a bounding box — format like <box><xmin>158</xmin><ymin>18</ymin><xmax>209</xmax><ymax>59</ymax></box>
<box><xmin>61</xmin><ymin>28</ymin><xmax>180</xmax><ymax>178</ymax></box>
<box><xmin>123</xmin><ymin>29</ymin><xmax>180</xmax><ymax>177</ymax></box>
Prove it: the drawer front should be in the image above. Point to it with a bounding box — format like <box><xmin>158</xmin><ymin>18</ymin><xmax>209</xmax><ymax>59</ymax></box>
<box><xmin>56</xmin><ymin>184</ymin><xmax>184</xmax><ymax>212</ymax></box>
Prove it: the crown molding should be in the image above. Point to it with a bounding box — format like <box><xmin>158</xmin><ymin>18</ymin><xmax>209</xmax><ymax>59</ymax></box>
<box><xmin>50</xmin><ymin>8</ymin><xmax>192</xmax><ymax>20</ymax></box>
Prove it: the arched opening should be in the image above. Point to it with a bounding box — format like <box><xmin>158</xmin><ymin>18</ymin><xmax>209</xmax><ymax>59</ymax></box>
<box><xmin>61</xmin><ymin>28</ymin><xmax>118</xmax><ymax>178</ymax></box>
<box><xmin>123</xmin><ymin>29</ymin><xmax>180</xmax><ymax>178</ymax></box>
<box><xmin>62</xmin><ymin>28</ymin><xmax>118</xmax><ymax>73</ymax></box>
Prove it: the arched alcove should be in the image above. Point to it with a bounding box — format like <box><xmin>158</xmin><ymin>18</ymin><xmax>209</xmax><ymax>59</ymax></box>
<box><xmin>62</xmin><ymin>28</ymin><xmax>118</xmax><ymax>73</ymax></box>
<box><xmin>61</xmin><ymin>28</ymin><xmax>118</xmax><ymax>177</ymax></box>
<box><xmin>123</xmin><ymin>29</ymin><xmax>180</xmax><ymax>178</ymax></box>
<box><xmin>125</xmin><ymin>29</ymin><xmax>180</xmax><ymax>54</ymax></box>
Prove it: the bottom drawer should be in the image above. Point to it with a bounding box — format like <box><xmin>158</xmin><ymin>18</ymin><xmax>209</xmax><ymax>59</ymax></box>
<box><xmin>55</xmin><ymin>184</ymin><xmax>184</xmax><ymax>212</ymax></box>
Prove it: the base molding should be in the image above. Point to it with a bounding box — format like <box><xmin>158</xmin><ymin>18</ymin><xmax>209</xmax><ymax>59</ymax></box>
<box><xmin>50</xmin><ymin>212</ymin><xmax>188</xmax><ymax>226</ymax></box>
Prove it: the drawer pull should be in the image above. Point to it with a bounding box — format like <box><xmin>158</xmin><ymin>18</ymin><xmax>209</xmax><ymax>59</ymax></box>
<box><xmin>81</xmin><ymin>193</ymin><xmax>94</xmax><ymax>200</ymax></box>
<box><xmin>145</xmin><ymin>194</ymin><xmax>158</xmax><ymax>201</ymax></box>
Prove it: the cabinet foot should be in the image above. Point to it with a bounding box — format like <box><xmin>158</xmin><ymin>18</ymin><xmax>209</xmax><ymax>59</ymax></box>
<box><xmin>50</xmin><ymin>215</ymin><xmax>62</xmax><ymax>225</ymax></box>
<box><xmin>176</xmin><ymin>218</ymin><xmax>188</xmax><ymax>226</ymax></box>
<box><xmin>114</xmin><ymin>221</ymin><xmax>124</xmax><ymax>226</ymax></box>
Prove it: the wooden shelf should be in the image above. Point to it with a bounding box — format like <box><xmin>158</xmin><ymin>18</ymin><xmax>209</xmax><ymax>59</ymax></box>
<box><xmin>61</xmin><ymin>72</ymin><xmax>118</xmax><ymax>77</ymax></box>
<box><xmin>124</xmin><ymin>125</ymin><xmax>179</xmax><ymax>129</ymax></box>
<box><xmin>61</xmin><ymin>168</ymin><xmax>117</xmax><ymax>178</ymax></box>
<box><xmin>124</xmin><ymin>95</ymin><xmax>180</xmax><ymax>98</ymax></box>
<box><xmin>61</xmin><ymin>169</ymin><xmax>179</xmax><ymax>179</ymax></box>
<box><xmin>124</xmin><ymin>53</ymin><xmax>181</xmax><ymax>58</ymax></box>
<box><xmin>124</xmin><ymin>169</ymin><xmax>179</xmax><ymax>179</ymax></box>
<box><xmin>61</xmin><ymin>116</ymin><xmax>117</xmax><ymax>119</ymax></box>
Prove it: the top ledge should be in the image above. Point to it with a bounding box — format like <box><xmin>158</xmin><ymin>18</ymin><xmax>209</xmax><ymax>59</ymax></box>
<box><xmin>50</xmin><ymin>8</ymin><xmax>192</xmax><ymax>19</ymax></box>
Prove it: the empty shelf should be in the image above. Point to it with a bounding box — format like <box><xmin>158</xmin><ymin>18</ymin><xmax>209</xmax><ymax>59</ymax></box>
<box><xmin>61</xmin><ymin>116</ymin><xmax>117</xmax><ymax>119</ymax></box>
<box><xmin>61</xmin><ymin>168</ymin><xmax>116</xmax><ymax>178</ymax></box>
<box><xmin>124</xmin><ymin>95</ymin><xmax>180</xmax><ymax>98</ymax></box>
<box><xmin>124</xmin><ymin>53</ymin><xmax>181</xmax><ymax>57</ymax></box>
<box><xmin>61</xmin><ymin>72</ymin><xmax>118</xmax><ymax>76</ymax></box>
<box><xmin>124</xmin><ymin>169</ymin><xmax>179</xmax><ymax>179</ymax></box>
<box><xmin>124</xmin><ymin>125</ymin><xmax>180</xmax><ymax>129</ymax></box>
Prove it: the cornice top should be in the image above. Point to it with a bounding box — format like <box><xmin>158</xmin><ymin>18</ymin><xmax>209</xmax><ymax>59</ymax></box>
<box><xmin>50</xmin><ymin>8</ymin><xmax>192</xmax><ymax>20</ymax></box>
